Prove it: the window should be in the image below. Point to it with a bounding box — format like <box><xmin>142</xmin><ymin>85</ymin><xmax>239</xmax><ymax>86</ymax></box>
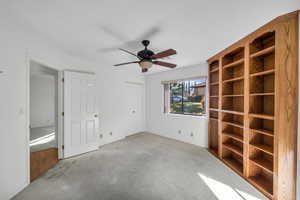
<box><xmin>164</xmin><ymin>78</ymin><xmax>206</xmax><ymax>116</ymax></box>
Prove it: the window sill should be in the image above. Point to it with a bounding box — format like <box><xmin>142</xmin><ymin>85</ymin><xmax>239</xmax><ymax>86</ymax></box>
<box><xmin>165</xmin><ymin>113</ymin><xmax>208</xmax><ymax>119</ymax></box>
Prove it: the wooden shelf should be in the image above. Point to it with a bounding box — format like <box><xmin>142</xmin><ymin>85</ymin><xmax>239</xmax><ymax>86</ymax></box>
<box><xmin>221</xmin><ymin>110</ymin><xmax>244</xmax><ymax>115</ymax></box>
<box><xmin>222</xmin><ymin>94</ymin><xmax>244</xmax><ymax>97</ymax></box>
<box><xmin>248</xmin><ymin>175</ymin><xmax>273</xmax><ymax>198</ymax></box>
<box><xmin>249</xmin><ymin>157</ymin><xmax>273</xmax><ymax>174</ymax></box>
<box><xmin>223</xmin><ymin>157</ymin><xmax>243</xmax><ymax>175</ymax></box>
<box><xmin>250</xmin><ymin>69</ymin><xmax>275</xmax><ymax>77</ymax></box>
<box><xmin>250</xmin><ymin>143</ymin><xmax>274</xmax><ymax>155</ymax></box>
<box><xmin>223</xmin><ymin>132</ymin><xmax>243</xmax><ymax>143</ymax></box>
<box><xmin>223</xmin><ymin>142</ymin><xmax>243</xmax><ymax>156</ymax></box>
<box><xmin>223</xmin><ymin>58</ymin><xmax>244</xmax><ymax>69</ymax></box>
<box><xmin>210</xmin><ymin>68</ymin><xmax>219</xmax><ymax>73</ymax></box>
<box><xmin>249</xmin><ymin>113</ymin><xmax>274</xmax><ymax>120</ymax></box>
<box><xmin>250</xmin><ymin>92</ymin><xmax>274</xmax><ymax>96</ymax></box>
<box><xmin>209</xmin><ymin>108</ymin><xmax>220</xmax><ymax>112</ymax></box>
<box><xmin>223</xmin><ymin>76</ymin><xmax>244</xmax><ymax>83</ymax></box>
<box><xmin>222</xmin><ymin>121</ymin><xmax>244</xmax><ymax>129</ymax></box>
<box><xmin>210</xmin><ymin>95</ymin><xmax>219</xmax><ymax>98</ymax></box>
<box><xmin>250</xmin><ymin>128</ymin><xmax>274</xmax><ymax>137</ymax></box>
<box><xmin>209</xmin><ymin>117</ymin><xmax>218</xmax><ymax>121</ymax></box>
<box><xmin>250</xmin><ymin>46</ymin><xmax>275</xmax><ymax>58</ymax></box>
<box><xmin>210</xmin><ymin>82</ymin><xmax>219</xmax><ymax>86</ymax></box>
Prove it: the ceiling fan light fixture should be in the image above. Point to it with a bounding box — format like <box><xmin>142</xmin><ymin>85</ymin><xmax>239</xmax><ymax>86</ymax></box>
<box><xmin>139</xmin><ymin>60</ymin><xmax>152</xmax><ymax>69</ymax></box>
<box><xmin>113</xmin><ymin>40</ymin><xmax>177</xmax><ymax>72</ymax></box>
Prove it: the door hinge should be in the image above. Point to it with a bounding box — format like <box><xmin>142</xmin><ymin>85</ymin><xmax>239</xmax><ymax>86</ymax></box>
<box><xmin>62</xmin><ymin>145</ymin><xmax>64</xmax><ymax>150</ymax></box>
<box><xmin>62</xmin><ymin>112</ymin><xmax>64</xmax><ymax>116</ymax></box>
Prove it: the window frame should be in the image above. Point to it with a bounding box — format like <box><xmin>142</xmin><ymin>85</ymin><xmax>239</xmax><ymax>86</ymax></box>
<box><xmin>163</xmin><ymin>77</ymin><xmax>207</xmax><ymax>117</ymax></box>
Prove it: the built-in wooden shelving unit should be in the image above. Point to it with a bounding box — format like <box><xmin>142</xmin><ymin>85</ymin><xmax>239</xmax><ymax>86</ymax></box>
<box><xmin>207</xmin><ymin>11</ymin><xmax>298</xmax><ymax>200</ymax></box>
<box><xmin>208</xmin><ymin>60</ymin><xmax>220</xmax><ymax>157</ymax></box>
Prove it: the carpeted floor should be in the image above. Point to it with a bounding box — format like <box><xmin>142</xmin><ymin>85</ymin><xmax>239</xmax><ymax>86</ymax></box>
<box><xmin>13</xmin><ymin>133</ymin><xmax>268</xmax><ymax>200</ymax></box>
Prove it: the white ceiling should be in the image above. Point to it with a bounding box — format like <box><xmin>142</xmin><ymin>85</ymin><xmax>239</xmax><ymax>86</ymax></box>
<box><xmin>3</xmin><ymin>0</ymin><xmax>300</xmax><ymax>74</ymax></box>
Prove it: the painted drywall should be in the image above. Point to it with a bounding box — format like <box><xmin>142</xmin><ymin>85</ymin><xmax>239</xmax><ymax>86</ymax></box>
<box><xmin>96</xmin><ymin>64</ymin><xmax>146</xmax><ymax>146</ymax></box>
<box><xmin>145</xmin><ymin>64</ymin><xmax>208</xmax><ymax>147</ymax></box>
<box><xmin>4</xmin><ymin>1</ymin><xmax>300</xmax><ymax>74</ymax></box>
<box><xmin>30</xmin><ymin>75</ymin><xmax>55</xmax><ymax>128</ymax></box>
<box><xmin>0</xmin><ymin>11</ymin><xmax>145</xmax><ymax>200</ymax></box>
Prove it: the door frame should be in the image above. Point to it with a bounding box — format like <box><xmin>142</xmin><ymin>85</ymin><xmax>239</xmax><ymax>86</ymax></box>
<box><xmin>26</xmin><ymin>56</ymin><xmax>64</xmax><ymax>184</ymax></box>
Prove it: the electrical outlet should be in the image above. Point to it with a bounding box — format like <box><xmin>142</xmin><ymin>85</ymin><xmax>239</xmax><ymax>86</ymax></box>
<box><xmin>178</xmin><ymin>130</ymin><xmax>181</xmax><ymax>134</ymax></box>
<box><xmin>110</xmin><ymin>132</ymin><xmax>113</xmax><ymax>136</ymax></box>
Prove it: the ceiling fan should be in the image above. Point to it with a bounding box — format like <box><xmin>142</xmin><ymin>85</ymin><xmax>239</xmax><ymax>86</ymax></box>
<box><xmin>114</xmin><ymin>40</ymin><xmax>177</xmax><ymax>73</ymax></box>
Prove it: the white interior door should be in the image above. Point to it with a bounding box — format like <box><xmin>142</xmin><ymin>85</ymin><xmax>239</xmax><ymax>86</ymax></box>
<box><xmin>64</xmin><ymin>71</ymin><xmax>99</xmax><ymax>158</ymax></box>
<box><xmin>126</xmin><ymin>84</ymin><xmax>144</xmax><ymax>136</ymax></box>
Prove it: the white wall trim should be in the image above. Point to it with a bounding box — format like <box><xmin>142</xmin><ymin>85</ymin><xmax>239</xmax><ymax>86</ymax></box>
<box><xmin>7</xmin><ymin>181</ymin><xmax>28</xmax><ymax>200</ymax></box>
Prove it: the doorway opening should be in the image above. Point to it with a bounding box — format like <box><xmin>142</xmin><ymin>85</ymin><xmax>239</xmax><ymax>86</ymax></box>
<box><xmin>29</xmin><ymin>60</ymin><xmax>60</xmax><ymax>182</ymax></box>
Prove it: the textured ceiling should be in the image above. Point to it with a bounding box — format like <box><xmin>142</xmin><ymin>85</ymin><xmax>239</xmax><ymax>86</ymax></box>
<box><xmin>2</xmin><ymin>0</ymin><xmax>299</xmax><ymax>74</ymax></box>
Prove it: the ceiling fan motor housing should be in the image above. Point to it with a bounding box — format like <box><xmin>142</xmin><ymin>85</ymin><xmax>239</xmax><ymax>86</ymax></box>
<box><xmin>114</xmin><ymin>40</ymin><xmax>177</xmax><ymax>72</ymax></box>
<box><xmin>138</xmin><ymin>40</ymin><xmax>154</xmax><ymax>61</ymax></box>
<box><xmin>137</xmin><ymin>50</ymin><xmax>154</xmax><ymax>61</ymax></box>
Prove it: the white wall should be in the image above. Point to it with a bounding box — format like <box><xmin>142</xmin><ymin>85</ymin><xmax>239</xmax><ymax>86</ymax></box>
<box><xmin>30</xmin><ymin>75</ymin><xmax>55</xmax><ymax>128</ymax></box>
<box><xmin>0</xmin><ymin>11</ymin><xmax>145</xmax><ymax>200</ymax></box>
<box><xmin>145</xmin><ymin>64</ymin><xmax>208</xmax><ymax>147</ymax></box>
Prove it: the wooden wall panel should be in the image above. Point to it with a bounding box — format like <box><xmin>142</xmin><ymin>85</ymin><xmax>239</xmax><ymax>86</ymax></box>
<box><xmin>274</xmin><ymin>15</ymin><xmax>298</xmax><ymax>200</ymax></box>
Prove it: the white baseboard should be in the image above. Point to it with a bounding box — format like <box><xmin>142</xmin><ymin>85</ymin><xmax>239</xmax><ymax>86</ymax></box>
<box><xmin>6</xmin><ymin>181</ymin><xmax>28</xmax><ymax>200</ymax></box>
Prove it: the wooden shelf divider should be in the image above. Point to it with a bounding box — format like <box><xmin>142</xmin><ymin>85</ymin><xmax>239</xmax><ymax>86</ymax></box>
<box><xmin>250</xmin><ymin>128</ymin><xmax>274</xmax><ymax>137</ymax></box>
<box><xmin>222</xmin><ymin>121</ymin><xmax>244</xmax><ymax>129</ymax></box>
<box><xmin>210</xmin><ymin>68</ymin><xmax>219</xmax><ymax>73</ymax></box>
<box><xmin>250</xmin><ymin>69</ymin><xmax>275</xmax><ymax>77</ymax></box>
<box><xmin>223</xmin><ymin>157</ymin><xmax>243</xmax><ymax>175</ymax></box>
<box><xmin>210</xmin><ymin>82</ymin><xmax>219</xmax><ymax>86</ymax></box>
<box><xmin>223</xmin><ymin>142</ymin><xmax>243</xmax><ymax>157</ymax></box>
<box><xmin>223</xmin><ymin>132</ymin><xmax>243</xmax><ymax>143</ymax></box>
<box><xmin>249</xmin><ymin>158</ymin><xmax>273</xmax><ymax>174</ymax></box>
<box><xmin>248</xmin><ymin>175</ymin><xmax>273</xmax><ymax>199</ymax></box>
<box><xmin>249</xmin><ymin>113</ymin><xmax>274</xmax><ymax>120</ymax></box>
<box><xmin>223</xmin><ymin>58</ymin><xmax>244</xmax><ymax>69</ymax></box>
<box><xmin>250</xmin><ymin>92</ymin><xmax>274</xmax><ymax>96</ymax></box>
<box><xmin>250</xmin><ymin>46</ymin><xmax>275</xmax><ymax>58</ymax></box>
<box><xmin>250</xmin><ymin>144</ymin><xmax>274</xmax><ymax>155</ymax></box>
<box><xmin>222</xmin><ymin>76</ymin><xmax>244</xmax><ymax>83</ymax></box>
<box><xmin>220</xmin><ymin>110</ymin><xmax>244</xmax><ymax>115</ymax></box>
<box><xmin>222</xmin><ymin>94</ymin><xmax>244</xmax><ymax>97</ymax></box>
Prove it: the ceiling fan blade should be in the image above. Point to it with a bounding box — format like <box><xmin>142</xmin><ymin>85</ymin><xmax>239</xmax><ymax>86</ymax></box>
<box><xmin>151</xmin><ymin>49</ymin><xmax>177</xmax><ymax>59</ymax></box>
<box><xmin>119</xmin><ymin>48</ymin><xmax>141</xmax><ymax>59</ymax></box>
<box><xmin>153</xmin><ymin>61</ymin><xmax>177</xmax><ymax>68</ymax></box>
<box><xmin>114</xmin><ymin>61</ymin><xmax>139</xmax><ymax>66</ymax></box>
